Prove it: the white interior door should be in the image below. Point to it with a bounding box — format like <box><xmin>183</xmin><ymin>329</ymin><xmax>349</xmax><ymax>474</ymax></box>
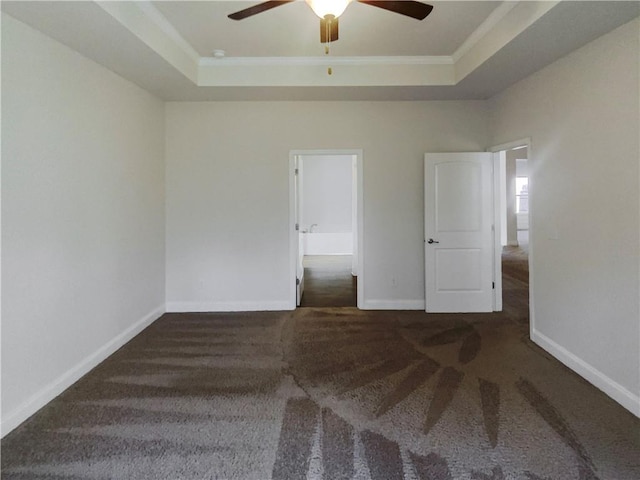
<box><xmin>425</xmin><ymin>152</ymin><xmax>494</xmax><ymax>312</ymax></box>
<box><xmin>295</xmin><ymin>156</ymin><xmax>305</xmax><ymax>306</ymax></box>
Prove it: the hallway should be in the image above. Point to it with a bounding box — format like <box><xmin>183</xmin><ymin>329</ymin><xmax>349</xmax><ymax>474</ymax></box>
<box><xmin>501</xmin><ymin>244</ymin><xmax>529</xmax><ymax>324</ymax></box>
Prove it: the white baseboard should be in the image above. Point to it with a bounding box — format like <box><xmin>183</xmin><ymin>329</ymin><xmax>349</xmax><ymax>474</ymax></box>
<box><xmin>532</xmin><ymin>329</ymin><xmax>640</xmax><ymax>417</ymax></box>
<box><xmin>166</xmin><ymin>301</ymin><xmax>292</xmax><ymax>312</ymax></box>
<box><xmin>361</xmin><ymin>299</ymin><xmax>425</xmax><ymax>310</ymax></box>
<box><xmin>1</xmin><ymin>304</ymin><xmax>166</xmax><ymax>438</ymax></box>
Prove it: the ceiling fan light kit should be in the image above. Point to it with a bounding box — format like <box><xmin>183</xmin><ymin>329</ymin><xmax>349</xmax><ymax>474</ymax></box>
<box><xmin>306</xmin><ymin>0</ymin><xmax>352</xmax><ymax>19</ymax></box>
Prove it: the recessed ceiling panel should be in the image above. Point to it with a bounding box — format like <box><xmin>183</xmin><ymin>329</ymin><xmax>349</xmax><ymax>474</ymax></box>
<box><xmin>152</xmin><ymin>1</ymin><xmax>500</xmax><ymax>57</ymax></box>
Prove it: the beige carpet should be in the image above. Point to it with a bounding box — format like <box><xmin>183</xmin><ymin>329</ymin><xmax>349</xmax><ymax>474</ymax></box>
<box><xmin>2</xmin><ymin>253</ymin><xmax>639</xmax><ymax>479</ymax></box>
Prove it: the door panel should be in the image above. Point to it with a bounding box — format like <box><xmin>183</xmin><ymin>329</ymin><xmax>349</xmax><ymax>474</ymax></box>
<box><xmin>436</xmin><ymin>248</ymin><xmax>482</xmax><ymax>291</ymax></box>
<box><xmin>425</xmin><ymin>153</ymin><xmax>494</xmax><ymax>312</ymax></box>
<box><xmin>436</xmin><ymin>162</ymin><xmax>482</xmax><ymax>232</ymax></box>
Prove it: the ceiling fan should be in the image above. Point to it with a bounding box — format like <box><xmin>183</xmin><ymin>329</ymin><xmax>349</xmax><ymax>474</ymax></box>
<box><xmin>228</xmin><ymin>0</ymin><xmax>434</xmax><ymax>44</ymax></box>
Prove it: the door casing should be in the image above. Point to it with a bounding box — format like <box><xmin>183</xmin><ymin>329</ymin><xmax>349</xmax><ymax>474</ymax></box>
<box><xmin>488</xmin><ymin>138</ymin><xmax>533</xmax><ymax>332</ymax></box>
<box><xmin>425</xmin><ymin>141</ymin><xmax>532</xmax><ymax>314</ymax></box>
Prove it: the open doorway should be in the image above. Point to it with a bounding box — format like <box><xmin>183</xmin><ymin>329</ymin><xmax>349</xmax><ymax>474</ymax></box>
<box><xmin>491</xmin><ymin>140</ymin><xmax>532</xmax><ymax>326</ymax></box>
<box><xmin>289</xmin><ymin>150</ymin><xmax>363</xmax><ymax>309</ymax></box>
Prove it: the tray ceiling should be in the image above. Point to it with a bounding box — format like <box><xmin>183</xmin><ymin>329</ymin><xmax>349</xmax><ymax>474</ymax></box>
<box><xmin>2</xmin><ymin>1</ymin><xmax>639</xmax><ymax>101</ymax></box>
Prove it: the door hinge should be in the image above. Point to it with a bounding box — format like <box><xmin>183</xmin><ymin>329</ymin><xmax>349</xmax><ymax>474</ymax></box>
<box><xmin>295</xmin><ymin>223</ymin><xmax>299</xmax><ymax>231</ymax></box>
<box><xmin>296</xmin><ymin>277</ymin><xmax>300</xmax><ymax>285</ymax></box>
<box><xmin>492</xmin><ymin>282</ymin><xmax>495</xmax><ymax>289</ymax></box>
<box><xmin>295</xmin><ymin>168</ymin><xmax>299</xmax><ymax>175</ymax></box>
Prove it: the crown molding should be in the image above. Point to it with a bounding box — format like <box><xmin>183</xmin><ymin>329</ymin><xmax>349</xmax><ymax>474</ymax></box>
<box><xmin>135</xmin><ymin>1</ymin><xmax>201</xmax><ymax>62</ymax></box>
<box><xmin>451</xmin><ymin>1</ymin><xmax>518</xmax><ymax>63</ymax></box>
<box><xmin>454</xmin><ymin>0</ymin><xmax>560</xmax><ymax>83</ymax></box>
<box><xmin>199</xmin><ymin>55</ymin><xmax>454</xmax><ymax>67</ymax></box>
<box><xmin>95</xmin><ymin>0</ymin><xmax>199</xmax><ymax>82</ymax></box>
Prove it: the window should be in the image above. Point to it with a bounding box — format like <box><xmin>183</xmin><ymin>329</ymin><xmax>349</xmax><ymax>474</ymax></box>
<box><xmin>516</xmin><ymin>177</ymin><xmax>528</xmax><ymax>213</ymax></box>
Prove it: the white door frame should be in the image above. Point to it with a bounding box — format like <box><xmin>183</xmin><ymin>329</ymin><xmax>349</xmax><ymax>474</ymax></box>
<box><xmin>488</xmin><ymin>138</ymin><xmax>533</xmax><ymax>331</ymax></box>
<box><xmin>289</xmin><ymin>149</ymin><xmax>364</xmax><ymax>309</ymax></box>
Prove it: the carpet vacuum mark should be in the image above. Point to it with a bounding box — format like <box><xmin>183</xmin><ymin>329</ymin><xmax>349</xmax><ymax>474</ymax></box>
<box><xmin>2</xmin><ymin>308</ymin><xmax>639</xmax><ymax>479</ymax></box>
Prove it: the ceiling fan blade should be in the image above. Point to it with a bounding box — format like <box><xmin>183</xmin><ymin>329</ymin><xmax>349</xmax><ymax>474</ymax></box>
<box><xmin>228</xmin><ymin>1</ymin><xmax>295</xmax><ymax>20</ymax></box>
<box><xmin>357</xmin><ymin>1</ymin><xmax>433</xmax><ymax>20</ymax></box>
<box><xmin>320</xmin><ymin>17</ymin><xmax>339</xmax><ymax>43</ymax></box>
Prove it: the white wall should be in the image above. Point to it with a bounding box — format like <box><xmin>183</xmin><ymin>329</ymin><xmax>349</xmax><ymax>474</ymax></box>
<box><xmin>165</xmin><ymin>101</ymin><xmax>489</xmax><ymax>311</ymax></box>
<box><xmin>1</xmin><ymin>15</ymin><xmax>166</xmax><ymax>434</ymax></box>
<box><xmin>489</xmin><ymin>18</ymin><xmax>640</xmax><ymax>415</ymax></box>
<box><xmin>301</xmin><ymin>154</ymin><xmax>353</xmax><ymax>255</ymax></box>
<box><xmin>301</xmin><ymin>154</ymin><xmax>353</xmax><ymax>233</ymax></box>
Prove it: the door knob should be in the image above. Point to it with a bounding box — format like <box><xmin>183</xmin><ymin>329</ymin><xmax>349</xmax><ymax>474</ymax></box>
<box><xmin>427</xmin><ymin>238</ymin><xmax>439</xmax><ymax>244</ymax></box>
